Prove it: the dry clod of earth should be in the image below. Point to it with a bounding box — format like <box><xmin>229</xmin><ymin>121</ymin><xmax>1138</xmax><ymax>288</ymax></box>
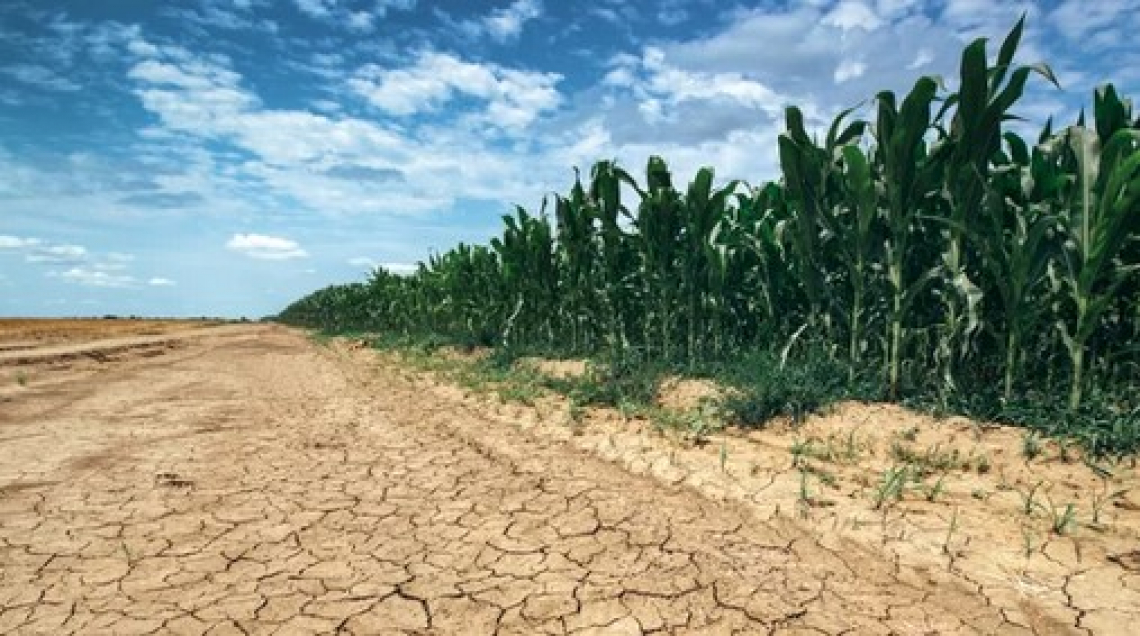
<box><xmin>1</xmin><ymin>320</ymin><xmax>1137</xmax><ymax>635</ymax></box>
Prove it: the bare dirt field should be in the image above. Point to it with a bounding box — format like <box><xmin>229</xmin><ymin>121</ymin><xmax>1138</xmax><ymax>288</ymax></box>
<box><xmin>0</xmin><ymin>319</ymin><xmax>222</xmax><ymax>349</ymax></box>
<box><xmin>1</xmin><ymin>323</ymin><xmax>1136</xmax><ymax>634</ymax></box>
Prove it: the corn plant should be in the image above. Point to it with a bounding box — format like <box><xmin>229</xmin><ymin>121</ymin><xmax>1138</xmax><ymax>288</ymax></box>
<box><xmin>1051</xmin><ymin>101</ymin><xmax>1140</xmax><ymax>408</ymax></box>
<box><xmin>932</xmin><ymin>16</ymin><xmax>1057</xmax><ymax>396</ymax></box>
<box><xmin>277</xmin><ymin>15</ymin><xmax>1140</xmax><ymax>457</ymax></box>
<box><xmin>873</xmin><ymin>76</ymin><xmax>941</xmax><ymax>398</ymax></box>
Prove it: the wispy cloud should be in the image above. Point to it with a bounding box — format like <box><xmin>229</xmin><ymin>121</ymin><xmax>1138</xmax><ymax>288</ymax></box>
<box><xmin>1</xmin><ymin>234</ymin><xmax>175</xmax><ymax>292</ymax></box>
<box><xmin>117</xmin><ymin>191</ymin><xmax>206</xmax><ymax>209</ymax></box>
<box><xmin>822</xmin><ymin>1</ymin><xmax>884</xmax><ymax>32</ymax></box>
<box><xmin>294</xmin><ymin>0</ymin><xmax>335</xmax><ymax>18</ymax></box>
<box><xmin>1</xmin><ymin>63</ymin><xmax>82</xmax><ymax>91</ymax></box>
<box><xmin>834</xmin><ymin>59</ymin><xmax>868</xmax><ymax>83</ymax></box>
<box><xmin>123</xmin><ymin>42</ymin><xmax>566</xmax><ymax>216</ymax></box>
<box><xmin>349</xmin><ymin>51</ymin><xmax>561</xmax><ymax>129</ymax></box>
<box><xmin>227</xmin><ymin>233</ymin><xmax>308</xmax><ymax>260</ymax></box>
<box><xmin>0</xmin><ymin>235</ymin><xmax>42</xmax><ymax>249</ymax></box>
<box><xmin>442</xmin><ymin>0</ymin><xmax>543</xmax><ymax>43</ymax></box>
<box><xmin>52</xmin><ymin>267</ymin><xmax>136</xmax><ymax>288</ymax></box>
<box><xmin>484</xmin><ymin>0</ymin><xmax>542</xmax><ymax>42</ymax></box>
<box><xmin>26</xmin><ymin>244</ymin><xmax>88</xmax><ymax>264</ymax></box>
<box><xmin>348</xmin><ymin>256</ymin><xmax>377</xmax><ymax>269</ymax></box>
<box><xmin>292</xmin><ymin>0</ymin><xmax>416</xmax><ymax>31</ymax></box>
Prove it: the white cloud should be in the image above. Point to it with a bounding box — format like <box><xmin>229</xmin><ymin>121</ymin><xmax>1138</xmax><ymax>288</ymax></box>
<box><xmin>822</xmin><ymin>1</ymin><xmax>884</xmax><ymax>31</ymax></box>
<box><xmin>875</xmin><ymin>0</ymin><xmax>921</xmax><ymax>19</ymax></box>
<box><xmin>125</xmin><ymin>48</ymin><xmax>558</xmax><ymax>215</ymax></box>
<box><xmin>129</xmin><ymin>59</ymin><xmax>258</xmax><ymax>133</ymax></box>
<box><xmin>350</xmin><ymin>52</ymin><xmax>561</xmax><ymax>129</ymax></box>
<box><xmin>3</xmin><ymin>236</ymin><xmax>163</xmax><ymax>293</ymax></box>
<box><xmin>447</xmin><ymin>0</ymin><xmax>542</xmax><ymax>43</ymax></box>
<box><xmin>294</xmin><ymin>0</ymin><xmax>335</xmax><ymax>18</ymax></box>
<box><xmin>148</xmin><ymin>277</ymin><xmax>176</xmax><ymax>286</ymax></box>
<box><xmin>606</xmin><ymin>47</ymin><xmax>796</xmax><ymax>123</ymax></box>
<box><xmin>0</xmin><ymin>235</ymin><xmax>42</xmax><ymax>249</ymax></box>
<box><xmin>484</xmin><ymin>0</ymin><xmax>542</xmax><ymax>42</ymax></box>
<box><xmin>348</xmin><ymin>11</ymin><xmax>375</xmax><ymax>32</ymax></box>
<box><xmin>602</xmin><ymin>66</ymin><xmax>636</xmax><ymax>88</ymax></box>
<box><xmin>834</xmin><ymin>59</ymin><xmax>868</xmax><ymax>83</ymax></box>
<box><xmin>1048</xmin><ymin>0</ymin><xmax>1138</xmax><ymax>47</ymax></box>
<box><xmin>293</xmin><ymin>0</ymin><xmax>416</xmax><ymax>30</ymax></box>
<box><xmin>940</xmin><ymin>0</ymin><xmax>1043</xmax><ymax>42</ymax></box>
<box><xmin>227</xmin><ymin>233</ymin><xmax>308</xmax><ymax>260</ymax></box>
<box><xmin>348</xmin><ymin>256</ymin><xmax>377</xmax><ymax>268</ymax></box>
<box><xmin>26</xmin><ymin>244</ymin><xmax>88</xmax><ymax>264</ymax></box>
<box><xmin>52</xmin><ymin>267</ymin><xmax>136</xmax><ymax>288</ymax></box>
<box><xmin>1</xmin><ymin>64</ymin><xmax>81</xmax><ymax>91</ymax></box>
<box><xmin>907</xmin><ymin>48</ymin><xmax>934</xmax><ymax>69</ymax></box>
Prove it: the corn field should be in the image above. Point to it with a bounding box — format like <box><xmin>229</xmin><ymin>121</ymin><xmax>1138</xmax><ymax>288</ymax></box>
<box><xmin>280</xmin><ymin>19</ymin><xmax>1140</xmax><ymax>451</ymax></box>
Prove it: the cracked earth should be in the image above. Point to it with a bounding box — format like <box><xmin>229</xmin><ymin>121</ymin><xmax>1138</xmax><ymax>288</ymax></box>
<box><xmin>1</xmin><ymin>322</ymin><xmax>1136</xmax><ymax>634</ymax></box>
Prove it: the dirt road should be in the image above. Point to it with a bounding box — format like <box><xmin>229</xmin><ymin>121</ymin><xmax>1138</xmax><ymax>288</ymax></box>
<box><xmin>0</xmin><ymin>325</ymin><xmax>1046</xmax><ymax>634</ymax></box>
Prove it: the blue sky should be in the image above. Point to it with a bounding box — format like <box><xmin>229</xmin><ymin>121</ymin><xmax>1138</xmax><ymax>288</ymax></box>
<box><xmin>1</xmin><ymin>0</ymin><xmax>1137</xmax><ymax>318</ymax></box>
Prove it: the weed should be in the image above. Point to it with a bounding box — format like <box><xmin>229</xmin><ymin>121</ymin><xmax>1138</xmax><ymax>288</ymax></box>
<box><xmin>1017</xmin><ymin>481</ymin><xmax>1046</xmax><ymax>516</ymax></box>
<box><xmin>551</xmin><ymin>354</ymin><xmax>665</xmax><ymax>410</ymax></box>
<box><xmin>1083</xmin><ymin>457</ymin><xmax>1115</xmax><ymax>480</ymax></box>
<box><xmin>616</xmin><ymin>398</ymin><xmax>643</xmax><ymax>422</ymax></box>
<box><xmin>719</xmin><ymin>437</ymin><xmax>728</xmax><ymax>472</ymax></box>
<box><xmin>923</xmin><ymin>474</ymin><xmax>948</xmax><ymax>503</ymax></box>
<box><xmin>685</xmin><ymin>409</ymin><xmax>720</xmax><ymax>445</ymax></box>
<box><xmin>971</xmin><ymin>488</ymin><xmax>990</xmax><ymax>500</ymax></box>
<box><xmin>1044</xmin><ymin>499</ymin><xmax>1078</xmax><ymax>535</ymax></box>
<box><xmin>14</xmin><ymin>371</ymin><xmax>27</xmax><ymax>387</ymax></box>
<box><xmin>796</xmin><ymin>460</ymin><xmax>838</xmax><ymax>489</ymax></box>
<box><xmin>497</xmin><ymin>381</ymin><xmax>542</xmax><ymax>406</ymax></box>
<box><xmin>568</xmin><ymin>399</ymin><xmax>585</xmax><ymax>424</ymax></box>
<box><xmin>121</xmin><ymin>541</ymin><xmax>133</xmax><ymax>563</ymax></box>
<box><xmin>889</xmin><ymin>440</ymin><xmax>914</xmax><ymax>463</ymax></box>
<box><xmin>649</xmin><ymin>405</ymin><xmax>722</xmax><ymax>446</ymax></box>
<box><xmin>996</xmin><ymin>471</ymin><xmax>1014</xmax><ymax>491</ymax></box>
<box><xmin>872</xmin><ymin>464</ymin><xmax>911</xmax><ymax>510</ymax></box>
<box><xmin>799</xmin><ymin>469</ymin><xmax>813</xmax><ymax>504</ymax></box>
<box><xmin>716</xmin><ymin>346</ymin><xmax>858</xmax><ymax>426</ymax></box>
<box><xmin>1022</xmin><ymin>431</ymin><xmax>1043</xmax><ymax>461</ymax></box>
<box><xmin>790</xmin><ymin>438</ymin><xmax>815</xmax><ymax>468</ymax></box>
<box><xmin>900</xmin><ymin>426</ymin><xmax>920</xmax><ymax>442</ymax></box>
<box><xmin>1056</xmin><ymin>437</ymin><xmax>1076</xmax><ymax>463</ymax></box>
<box><xmin>796</xmin><ymin>469</ymin><xmax>814</xmax><ymax>519</ymax></box>
<box><xmin>842</xmin><ymin>429</ymin><xmax>864</xmax><ymax>462</ymax></box>
<box><xmin>890</xmin><ymin>441</ymin><xmax>971</xmax><ymax>476</ymax></box>
<box><xmin>790</xmin><ymin>431</ymin><xmax>867</xmax><ymax>468</ymax></box>
<box><xmin>1091</xmin><ymin>481</ymin><xmax>1129</xmax><ymax>525</ymax></box>
<box><xmin>972</xmin><ymin>451</ymin><xmax>992</xmax><ymax>474</ymax></box>
<box><xmin>943</xmin><ymin>507</ymin><xmax>960</xmax><ymax>556</ymax></box>
<box><xmin>1022</xmin><ymin>525</ymin><xmax>1037</xmax><ymax>559</ymax></box>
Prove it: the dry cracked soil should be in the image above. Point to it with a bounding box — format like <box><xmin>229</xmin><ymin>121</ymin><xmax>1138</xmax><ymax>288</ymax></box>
<box><xmin>0</xmin><ymin>321</ymin><xmax>1135</xmax><ymax>635</ymax></box>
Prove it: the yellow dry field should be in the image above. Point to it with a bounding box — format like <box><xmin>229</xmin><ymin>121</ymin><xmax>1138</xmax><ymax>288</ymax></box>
<box><xmin>0</xmin><ymin>321</ymin><xmax>1136</xmax><ymax>634</ymax></box>
<box><xmin>0</xmin><ymin>318</ymin><xmax>221</xmax><ymax>348</ymax></box>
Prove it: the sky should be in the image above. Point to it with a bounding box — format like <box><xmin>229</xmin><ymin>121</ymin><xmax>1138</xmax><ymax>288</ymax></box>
<box><xmin>1</xmin><ymin>0</ymin><xmax>1137</xmax><ymax>318</ymax></box>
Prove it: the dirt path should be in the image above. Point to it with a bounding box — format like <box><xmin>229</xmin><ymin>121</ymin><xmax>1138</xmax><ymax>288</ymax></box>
<box><xmin>0</xmin><ymin>326</ymin><xmax>1037</xmax><ymax>634</ymax></box>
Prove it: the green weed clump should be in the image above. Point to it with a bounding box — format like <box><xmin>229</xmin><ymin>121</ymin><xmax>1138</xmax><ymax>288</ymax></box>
<box><xmin>714</xmin><ymin>347</ymin><xmax>872</xmax><ymax>427</ymax></box>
